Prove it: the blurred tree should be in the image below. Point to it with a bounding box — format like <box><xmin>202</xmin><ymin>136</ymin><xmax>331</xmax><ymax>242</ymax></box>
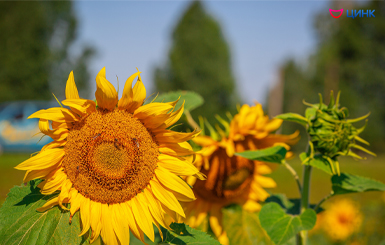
<box><xmin>0</xmin><ymin>2</ymin><xmax>95</xmax><ymax>103</ymax></box>
<box><xmin>280</xmin><ymin>0</ymin><xmax>385</xmax><ymax>152</ymax></box>
<box><xmin>154</xmin><ymin>0</ymin><xmax>239</xmax><ymax>123</ymax></box>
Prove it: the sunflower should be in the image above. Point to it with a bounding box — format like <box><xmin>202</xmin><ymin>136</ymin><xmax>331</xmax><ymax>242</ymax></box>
<box><xmin>15</xmin><ymin>68</ymin><xmax>205</xmax><ymax>245</ymax></box>
<box><xmin>322</xmin><ymin>198</ymin><xmax>362</xmax><ymax>241</ymax></box>
<box><xmin>184</xmin><ymin>104</ymin><xmax>299</xmax><ymax>244</ymax></box>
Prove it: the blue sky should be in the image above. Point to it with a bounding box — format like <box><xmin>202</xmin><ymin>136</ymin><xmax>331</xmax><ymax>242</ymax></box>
<box><xmin>74</xmin><ymin>1</ymin><xmax>328</xmax><ymax>104</ymax></box>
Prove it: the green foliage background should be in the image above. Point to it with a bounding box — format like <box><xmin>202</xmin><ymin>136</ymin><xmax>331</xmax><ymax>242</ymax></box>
<box><xmin>0</xmin><ymin>1</ymin><xmax>95</xmax><ymax>103</ymax></box>
<box><xmin>154</xmin><ymin>1</ymin><xmax>240</xmax><ymax>123</ymax></box>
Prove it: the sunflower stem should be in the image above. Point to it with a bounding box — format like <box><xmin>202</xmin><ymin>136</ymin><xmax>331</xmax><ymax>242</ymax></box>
<box><xmin>185</xmin><ymin>110</ymin><xmax>201</xmax><ymax>130</ymax></box>
<box><xmin>283</xmin><ymin>160</ymin><xmax>302</xmax><ymax>195</ymax></box>
<box><xmin>299</xmin><ymin>164</ymin><xmax>312</xmax><ymax>245</ymax></box>
<box><xmin>296</xmin><ymin>233</ymin><xmax>304</xmax><ymax>245</ymax></box>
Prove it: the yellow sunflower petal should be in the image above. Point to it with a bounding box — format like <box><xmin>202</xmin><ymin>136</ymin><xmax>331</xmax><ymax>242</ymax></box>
<box><xmin>150</xmin><ymin>179</ymin><xmax>185</xmax><ymax>218</ymax></box>
<box><xmin>117</xmin><ymin>71</ymin><xmax>141</xmax><ymax>110</ymax></box>
<box><xmin>160</xmin><ymin>203</ymin><xmax>178</xmax><ymax>223</ymax></box>
<box><xmin>28</xmin><ymin>107</ymin><xmax>79</xmax><ymax>123</ymax></box>
<box><xmin>95</xmin><ymin>67</ymin><xmax>118</xmax><ymax>110</ymax></box>
<box><xmin>209</xmin><ymin>205</ymin><xmax>223</xmax><ymax>238</ymax></box>
<box><xmin>134</xmin><ymin>101</ymin><xmax>177</xmax><ymax>120</ymax></box>
<box><xmin>254</xmin><ymin>175</ymin><xmax>276</xmax><ymax>188</ymax></box>
<box><xmin>90</xmin><ymin>201</ymin><xmax>102</xmax><ymax>243</ymax></box>
<box><xmin>155</xmin><ymin>129</ymin><xmax>199</xmax><ymax>144</ymax></box>
<box><xmin>237</xmin><ymin>104</ymin><xmax>251</xmax><ymax>129</ymax></box>
<box><xmin>79</xmin><ymin>195</ymin><xmax>91</xmax><ymax>236</ymax></box>
<box><xmin>254</xmin><ymin>131</ymin><xmax>269</xmax><ymax>139</ymax></box>
<box><xmin>161</xmin><ymin>101</ymin><xmax>185</xmax><ymax>128</ymax></box>
<box><xmin>218</xmin><ymin>232</ymin><xmax>230</xmax><ymax>245</ymax></box>
<box><xmin>120</xmin><ymin>202</ymin><xmax>144</xmax><ymax>242</ymax></box>
<box><xmin>52</xmin><ymin>121</ymin><xmax>73</xmax><ymax>130</ymax></box>
<box><xmin>159</xmin><ymin>141</ymin><xmax>194</xmax><ymax>156</ymax></box>
<box><xmin>15</xmin><ymin>148</ymin><xmax>64</xmax><ymax>171</ymax></box>
<box><xmin>155</xmin><ymin>166</ymin><xmax>195</xmax><ymax>202</ymax></box>
<box><xmin>62</xmin><ymin>99</ymin><xmax>96</xmax><ymax>116</ymax></box>
<box><xmin>111</xmin><ymin>204</ymin><xmax>130</xmax><ymax>244</ymax></box>
<box><xmin>69</xmin><ymin>191</ymin><xmax>81</xmax><ymax>218</ymax></box>
<box><xmin>128</xmin><ymin>74</ymin><xmax>146</xmax><ymax>112</ymax></box>
<box><xmin>23</xmin><ymin>165</ymin><xmax>58</xmax><ymax>183</ymax></box>
<box><xmin>50</xmin><ymin>129</ymin><xmax>68</xmax><ymax>141</ymax></box>
<box><xmin>36</xmin><ymin>196</ymin><xmax>60</xmax><ymax>212</ymax></box>
<box><xmin>143</xmin><ymin>188</ymin><xmax>169</xmax><ymax>229</ymax></box>
<box><xmin>192</xmin><ymin>136</ymin><xmax>218</xmax><ymax>147</ymax></box>
<box><xmin>187</xmin><ymin>176</ymin><xmax>197</xmax><ymax>186</ymax></box>
<box><xmin>100</xmin><ymin>204</ymin><xmax>118</xmax><ymax>245</ymax></box>
<box><xmin>225</xmin><ymin>139</ymin><xmax>235</xmax><ymax>157</ymax></box>
<box><xmin>251</xmin><ymin>182</ymin><xmax>270</xmax><ymax>201</ymax></box>
<box><xmin>132</xmin><ymin>194</ymin><xmax>155</xmax><ymax>242</ymax></box>
<box><xmin>264</xmin><ymin>118</ymin><xmax>283</xmax><ymax>132</ymax></box>
<box><xmin>255</xmin><ymin>116</ymin><xmax>269</xmax><ymax>131</ymax></box>
<box><xmin>65</xmin><ymin>71</ymin><xmax>80</xmax><ymax>99</ymax></box>
<box><xmin>198</xmin><ymin>145</ymin><xmax>219</xmax><ymax>157</ymax></box>
<box><xmin>38</xmin><ymin>119</ymin><xmax>69</xmax><ymax>141</ymax></box>
<box><xmin>255</xmin><ymin>164</ymin><xmax>272</xmax><ymax>174</ymax></box>
<box><xmin>41</xmin><ymin>140</ymin><xmax>66</xmax><ymax>151</ymax></box>
<box><xmin>138</xmin><ymin>101</ymin><xmax>185</xmax><ymax>129</ymax></box>
<box><xmin>242</xmin><ymin>199</ymin><xmax>262</xmax><ymax>212</ymax></box>
<box><xmin>157</xmin><ymin>154</ymin><xmax>205</xmax><ymax>180</ymax></box>
<box><xmin>40</xmin><ymin>169</ymin><xmax>67</xmax><ymax>195</ymax></box>
<box><xmin>242</xmin><ymin>109</ymin><xmax>258</xmax><ymax>130</ymax></box>
<box><xmin>38</xmin><ymin>119</ymin><xmax>52</xmax><ymax>136</ymax></box>
<box><xmin>58</xmin><ymin>180</ymin><xmax>72</xmax><ymax>210</ymax></box>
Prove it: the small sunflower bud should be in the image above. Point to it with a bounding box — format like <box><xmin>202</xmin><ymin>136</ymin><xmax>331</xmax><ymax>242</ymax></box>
<box><xmin>304</xmin><ymin>91</ymin><xmax>375</xmax><ymax>174</ymax></box>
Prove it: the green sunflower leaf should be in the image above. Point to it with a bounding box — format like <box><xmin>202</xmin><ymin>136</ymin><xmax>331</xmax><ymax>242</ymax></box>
<box><xmin>160</xmin><ymin>222</ymin><xmax>220</xmax><ymax>245</ymax></box>
<box><xmin>275</xmin><ymin>113</ymin><xmax>308</xmax><ymax>127</ymax></box>
<box><xmin>331</xmin><ymin>173</ymin><xmax>385</xmax><ymax>195</ymax></box>
<box><xmin>235</xmin><ymin>146</ymin><xmax>287</xmax><ymax>164</ymax></box>
<box><xmin>265</xmin><ymin>194</ymin><xmax>323</xmax><ymax>215</ymax></box>
<box><xmin>259</xmin><ymin>203</ymin><xmax>316</xmax><ymax>245</ymax></box>
<box><xmin>150</xmin><ymin>90</ymin><xmax>204</xmax><ymax>112</ymax></box>
<box><xmin>222</xmin><ymin>204</ymin><xmax>273</xmax><ymax>245</ymax></box>
<box><xmin>0</xmin><ymin>180</ymin><xmax>87</xmax><ymax>245</ymax></box>
<box><xmin>300</xmin><ymin>153</ymin><xmax>333</xmax><ymax>175</ymax></box>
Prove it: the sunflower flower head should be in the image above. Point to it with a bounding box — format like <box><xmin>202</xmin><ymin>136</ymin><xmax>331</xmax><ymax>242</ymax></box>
<box><xmin>322</xmin><ymin>198</ymin><xmax>362</xmax><ymax>241</ymax></box>
<box><xmin>15</xmin><ymin>68</ymin><xmax>205</xmax><ymax>245</ymax></box>
<box><xmin>184</xmin><ymin>104</ymin><xmax>299</xmax><ymax>245</ymax></box>
<box><xmin>304</xmin><ymin>91</ymin><xmax>375</xmax><ymax>175</ymax></box>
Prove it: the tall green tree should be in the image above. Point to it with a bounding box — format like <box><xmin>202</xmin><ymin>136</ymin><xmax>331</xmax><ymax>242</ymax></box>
<box><xmin>281</xmin><ymin>1</ymin><xmax>385</xmax><ymax>151</ymax></box>
<box><xmin>0</xmin><ymin>2</ymin><xmax>95</xmax><ymax>103</ymax></box>
<box><xmin>154</xmin><ymin>1</ymin><xmax>239</xmax><ymax>122</ymax></box>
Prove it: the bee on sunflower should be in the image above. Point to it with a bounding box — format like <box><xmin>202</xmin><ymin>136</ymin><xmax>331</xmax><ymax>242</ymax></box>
<box><xmin>183</xmin><ymin>104</ymin><xmax>299</xmax><ymax>244</ymax></box>
<box><xmin>15</xmin><ymin>68</ymin><xmax>205</xmax><ymax>245</ymax></box>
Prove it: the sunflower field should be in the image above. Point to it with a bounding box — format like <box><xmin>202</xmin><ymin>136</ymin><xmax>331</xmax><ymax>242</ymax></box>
<box><xmin>1</xmin><ymin>1</ymin><xmax>385</xmax><ymax>245</ymax></box>
<box><xmin>1</xmin><ymin>71</ymin><xmax>385</xmax><ymax>244</ymax></box>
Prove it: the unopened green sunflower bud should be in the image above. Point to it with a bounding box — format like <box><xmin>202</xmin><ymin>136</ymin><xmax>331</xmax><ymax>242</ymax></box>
<box><xmin>304</xmin><ymin>91</ymin><xmax>375</xmax><ymax>174</ymax></box>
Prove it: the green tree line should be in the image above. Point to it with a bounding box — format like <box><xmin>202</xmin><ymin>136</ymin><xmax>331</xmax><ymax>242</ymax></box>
<box><xmin>0</xmin><ymin>1</ymin><xmax>95</xmax><ymax>103</ymax></box>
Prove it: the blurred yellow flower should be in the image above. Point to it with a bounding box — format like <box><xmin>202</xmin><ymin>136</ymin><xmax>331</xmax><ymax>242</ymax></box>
<box><xmin>323</xmin><ymin>198</ymin><xmax>363</xmax><ymax>241</ymax></box>
<box><xmin>184</xmin><ymin>104</ymin><xmax>299</xmax><ymax>244</ymax></box>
